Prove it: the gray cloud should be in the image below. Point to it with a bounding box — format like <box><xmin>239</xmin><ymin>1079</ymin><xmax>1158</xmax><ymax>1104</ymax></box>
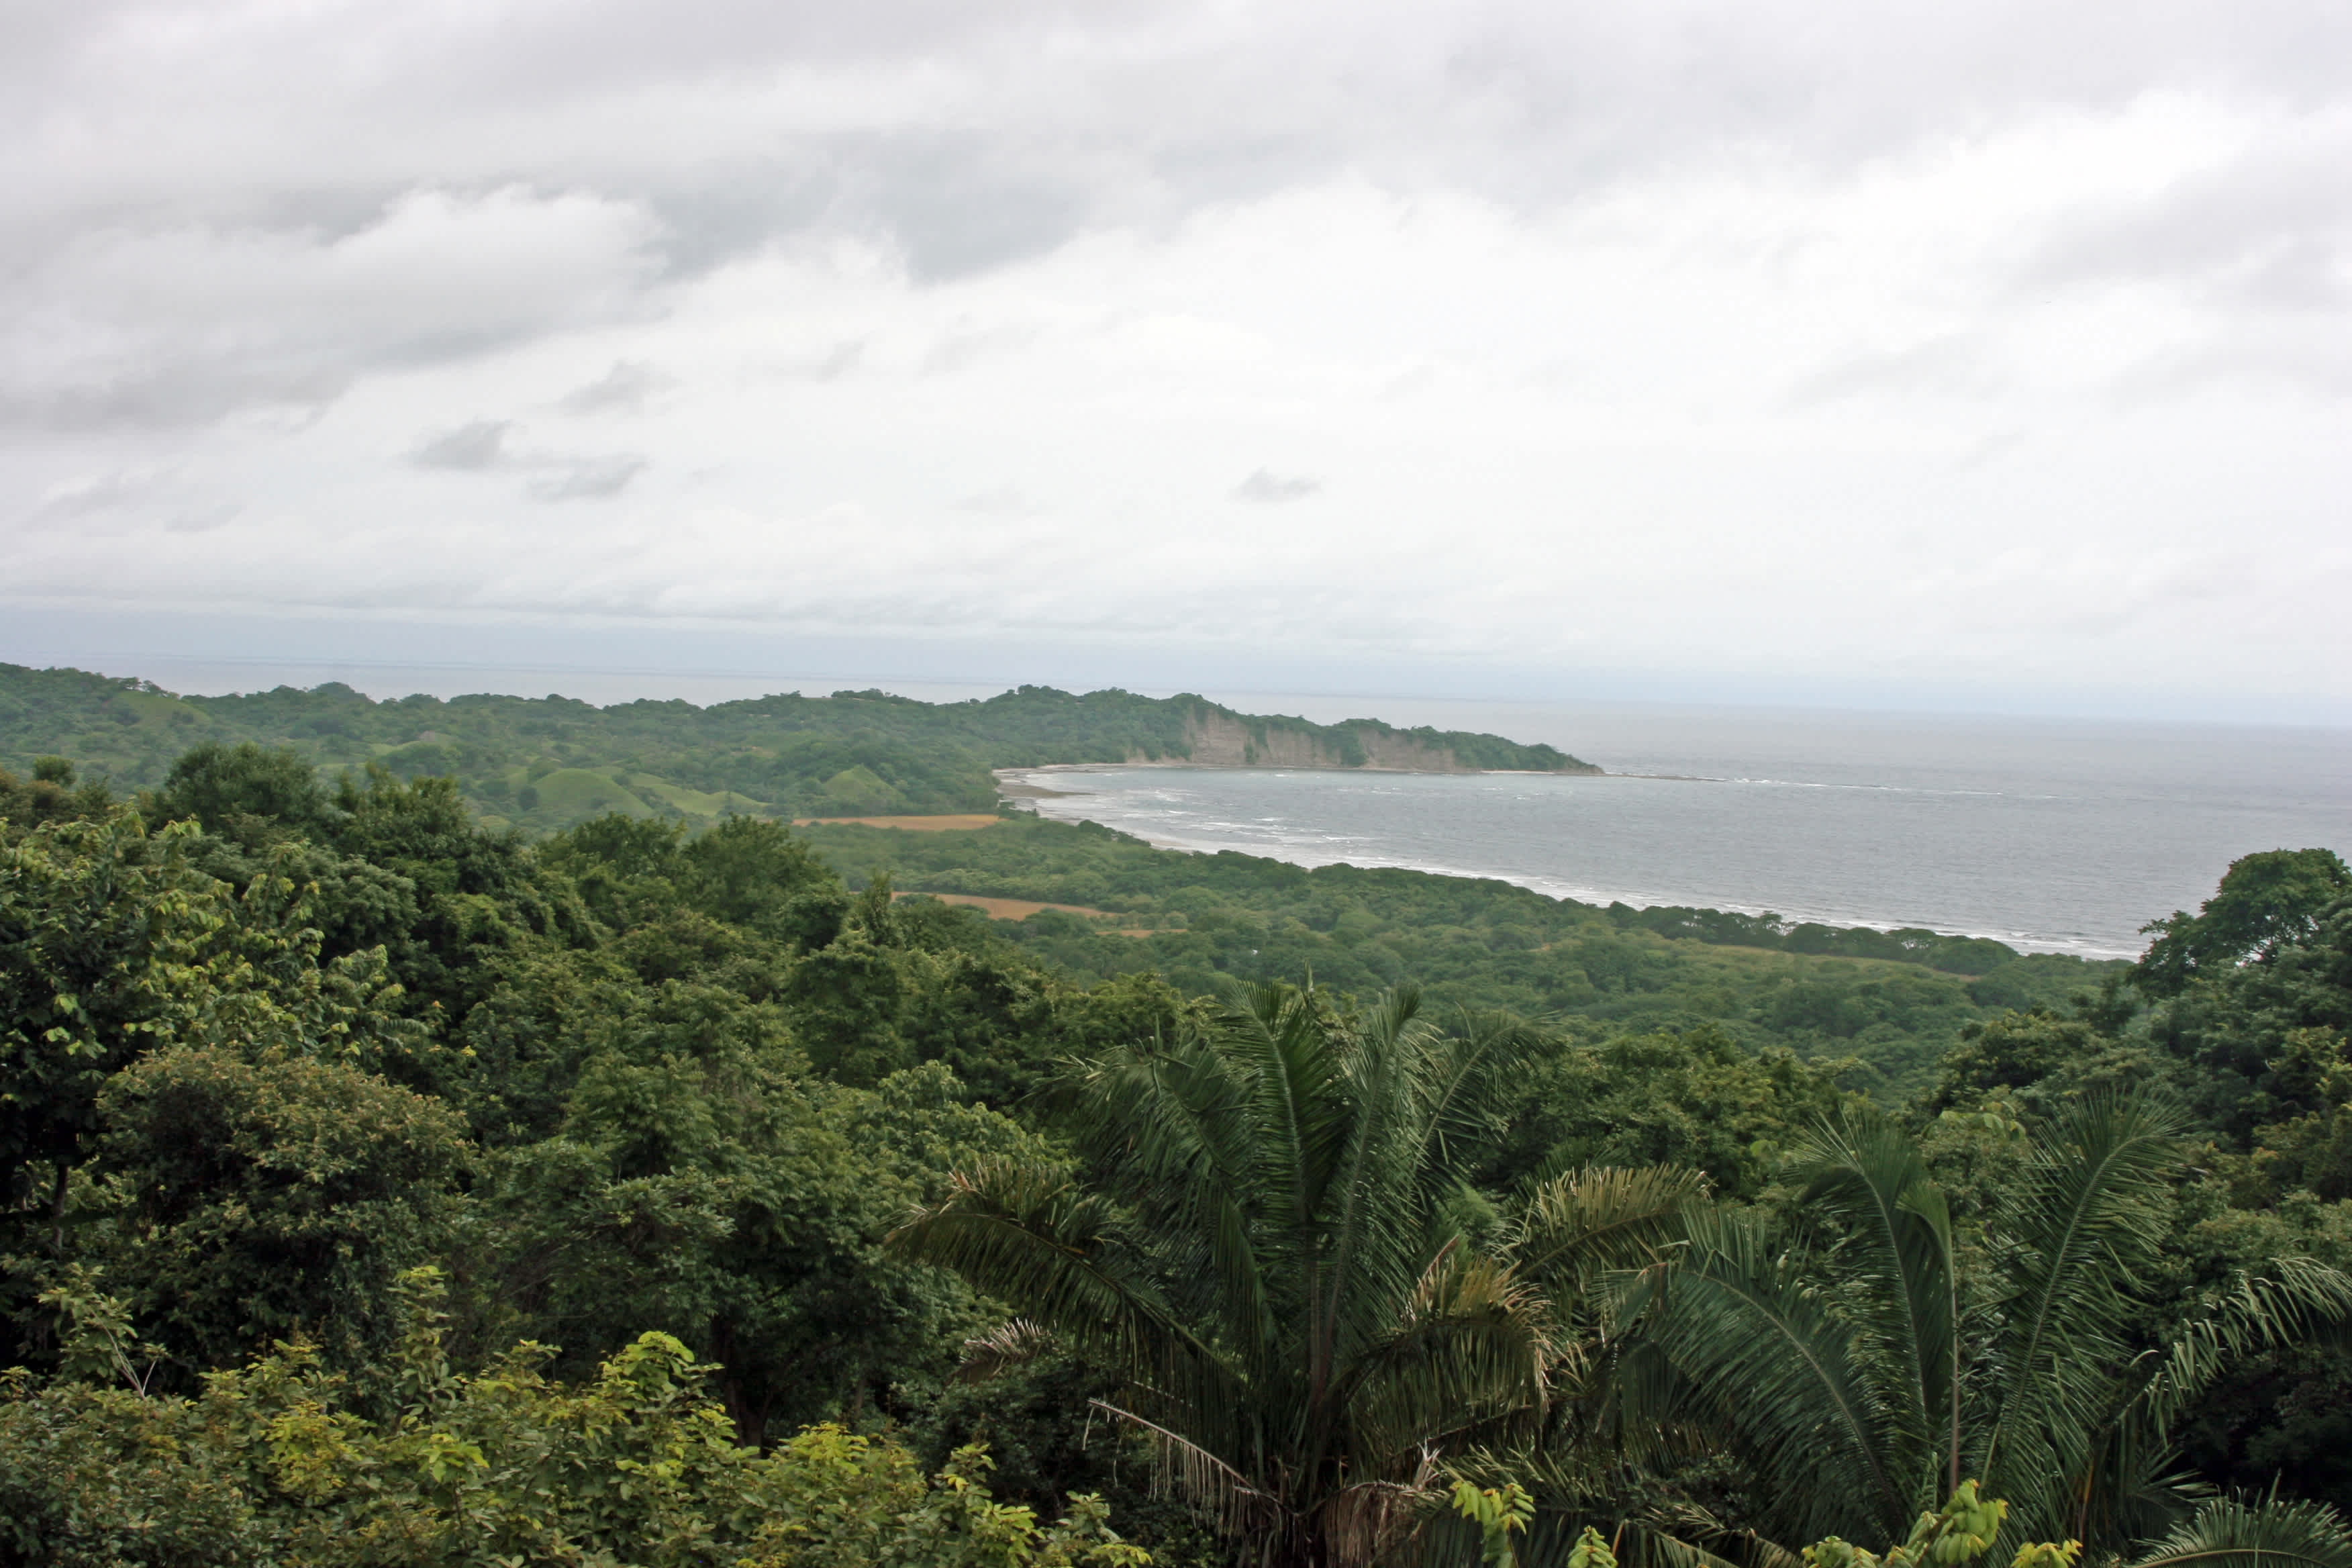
<box><xmin>1234</xmin><ymin>469</ymin><xmax>1322</xmax><ymax>504</ymax></box>
<box><xmin>14</xmin><ymin>3</ymin><xmax>2347</xmax><ymax>312</ymax></box>
<box><xmin>410</xmin><ymin>420</ymin><xmax>513</xmax><ymax>470</ymax></box>
<box><xmin>528</xmin><ymin>455</ymin><xmax>647</xmax><ymax>501</ymax></box>
<box><xmin>406</xmin><ymin>418</ymin><xmax>644</xmax><ymax>498</ymax></box>
<box><xmin>557</xmin><ymin>361</ymin><xmax>672</xmax><ymax>414</ymax></box>
<box><xmin>0</xmin><ymin>3</ymin><xmax>2341</xmax><ymax>446</ymax></box>
<box><xmin>23</xmin><ymin>468</ymin><xmax>167</xmax><ymax>521</ymax></box>
<box><xmin>2023</xmin><ymin>135</ymin><xmax>2352</xmax><ymax>307</ymax></box>
<box><xmin>162</xmin><ymin>503</ymin><xmax>242</xmax><ymax>534</ymax></box>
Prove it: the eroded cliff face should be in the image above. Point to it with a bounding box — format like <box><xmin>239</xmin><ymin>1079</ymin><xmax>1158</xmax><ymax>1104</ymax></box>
<box><xmin>1123</xmin><ymin>711</ymin><xmax>1491</xmax><ymax>773</ymax></box>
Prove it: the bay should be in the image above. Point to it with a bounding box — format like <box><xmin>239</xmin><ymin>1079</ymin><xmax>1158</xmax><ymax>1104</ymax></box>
<box><xmin>1006</xmin><ymin>699</ymin><xmax>2352</xmax><ymax>959</ymax></box>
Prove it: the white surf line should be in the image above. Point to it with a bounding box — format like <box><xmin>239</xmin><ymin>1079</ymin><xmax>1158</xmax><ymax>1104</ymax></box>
<box><xmin>998</xmin><ymin>771</ymin><xmax>2139</xmax><ymax>959</ymax></box>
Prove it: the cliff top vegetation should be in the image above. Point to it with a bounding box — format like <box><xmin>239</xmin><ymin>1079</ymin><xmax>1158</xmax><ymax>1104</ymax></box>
<box><xmin>0</xmin><ymin>663</ymin><xmax>1593</xmax><ymax>831</ymax></box>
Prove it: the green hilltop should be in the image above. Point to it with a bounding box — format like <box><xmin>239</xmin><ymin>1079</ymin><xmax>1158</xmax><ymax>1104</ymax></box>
<box><xmin>0</xmin><ymin>663</ymin><xmax>1593</xmax><ymax>830</ymax></box>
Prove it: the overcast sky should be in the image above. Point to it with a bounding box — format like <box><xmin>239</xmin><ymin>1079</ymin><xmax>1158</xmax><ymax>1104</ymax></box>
<box><xmin>4</xmin><ymin>0</ymin><xmax>2349</xmax><ymax>719</ymax></box>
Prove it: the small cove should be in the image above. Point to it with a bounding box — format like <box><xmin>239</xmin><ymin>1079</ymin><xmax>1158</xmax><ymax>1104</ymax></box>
<box><xmin>1005</xmin><ymin>702</ymin><xmax>2352</xmax><ymax>958</ymax></box>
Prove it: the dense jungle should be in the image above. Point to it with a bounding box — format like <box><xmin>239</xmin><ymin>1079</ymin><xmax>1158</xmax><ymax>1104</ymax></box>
<box><xmin>5</xmin><ymin>686</ymin><xmax>2352</xmax><ymax>1568</ymax></box>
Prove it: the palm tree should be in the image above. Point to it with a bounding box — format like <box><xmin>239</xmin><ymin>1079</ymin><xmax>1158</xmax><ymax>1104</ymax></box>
<box><xmin>891</xmin><ymin>982</ymin><xmax>1690</xmax><ymax>1568</ymax></box>
<box><xmin>1612</xmin><ymin>1093</ymin><xmax>2352</xmax><ymax>1563</ymax></box>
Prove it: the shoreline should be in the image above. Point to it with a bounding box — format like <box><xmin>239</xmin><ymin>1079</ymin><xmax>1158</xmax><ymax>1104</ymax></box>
<box><xmin>993</xmin><ymin>765</ymin><xmax>2141</xmax><ymax>961</ymax></box>
<box><xmin>996</xmin><ymin>761</ymin><xmax>1612</xmax><ymax>782</ymax></box>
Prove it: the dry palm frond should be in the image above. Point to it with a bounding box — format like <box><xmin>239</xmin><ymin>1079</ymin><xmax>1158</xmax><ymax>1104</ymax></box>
<box><xmin>1091</xmin><ymin>1398</ymin><xmax>1289</xmax><ymax>1544</ymax></box>
<box><xmin>955</xmin><ymin>1317</ymin><xmax>1055</xmax><ymax>1383</ymax></box>
<box><xmin>1320</xmin><ymin>1448</ymin><xmax>1445</xmax><ymax>1568</ymax></box>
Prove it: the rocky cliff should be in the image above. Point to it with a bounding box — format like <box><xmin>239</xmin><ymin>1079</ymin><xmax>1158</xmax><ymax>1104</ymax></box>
<box><xmin>1125</xmin><ymin>707</ymin><xmax>1600</xmax><ymax>774</ymax></box>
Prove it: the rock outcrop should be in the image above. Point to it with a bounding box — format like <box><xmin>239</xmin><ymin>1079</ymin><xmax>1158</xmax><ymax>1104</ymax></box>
<box><xmin>1123</xmin><ymin>707</ymin><xmax>1600</xmax><ymax>775</ymax></box>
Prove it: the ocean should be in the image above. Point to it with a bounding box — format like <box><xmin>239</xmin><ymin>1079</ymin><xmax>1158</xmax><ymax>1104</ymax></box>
<box><xmin>1003</xmin><ymin>699</ymin><xmax>2352</xmax><ymax>960</ymax></box>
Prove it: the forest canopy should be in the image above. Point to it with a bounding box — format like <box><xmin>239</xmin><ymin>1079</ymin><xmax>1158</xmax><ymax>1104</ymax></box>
<box><xmin>3</xmin><ymin>712</ymin><xmax>2350</xmax><ymax>1567</ymax></box>
<box><xmin>0</xmin><ymin>664</ymin><xmax>1590</xmax><ymax>829</ymax></box>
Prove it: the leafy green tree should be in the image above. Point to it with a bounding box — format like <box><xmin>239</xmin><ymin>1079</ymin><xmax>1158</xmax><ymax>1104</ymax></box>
<box><xmin>1485</xmin><ymin>1024</ymin><xmax>1847</xmax><ymax>1201</ymax></box>
<box><xmin>785</xmin><ymin>924</ymin><xmax>914</xmax><ymax>1087</ymax></box>
<box><xmin>88</xmin><ymin>1044</ymin><xmax>469</xmax><ymax>1375</ymax></box>
<box><xmin>0</xmin><ymin>1269</ymin><xmax>1149</xmax><ymax>1568</ymax></box>
<box><xmin>2</xmin><ymin>813</ymin><xmax>209</xmax><ymax>1244</ymax></box>
<box><xmin>1913</xmin><ymin>1009</ymin><xmax>2177</xmax><ymax>1122</ymax></box>
<box><xmin>2248</xmin><ymin>1028</ymin><xmax>2352</xmax><ymax>1200</ymax></box>
<box><xmin>146</xmin><ymin>742</ymin><xmax>337</xmax><ymax>847</ymax></box>
<box><xmin>326</xmin><ymin>769</ymin><xmax>593</xmax><ymax>1026</ymax></box>
<box><xmin>545</xmin><ymin>812</ymin><xmax>850</xmax><ymax>951</ymax></box>
<box><xmin>2137</xmin><ymin>850</ymin><xmax>2352</xmax><ymax>999</ymax></box>
<box><xmin>470</xmin><ymin>959</ymin><xmax>1042</xmax><ymax>1443</ymax></box>
<box><xmin>2143</xmin><ymin>889</ymin><xmax>2352</xmax><ymax>1152</ymax></box>
<box><xmin>1618</xmin><ymin>1095</ymin><xmax>2352</xmax><ymax>1559</ymax></box>
<box><xmin>0</xmin><ymin>759</ymin><xmax>115</xmax><ymax>830</ymax></box>
<box><xmin>2</xmin><ymin>812</ymin><xmax>414</xmax><ymax>1253</ymax></box>
<box><xmin>2167</xmin><ymin>1191</ymin><xmax>2352</xmax><ymax>1515</ymax></box>
<box><xmin>895</xmin><ymin>982</ymin><xmax>1677</xmax><ymax>1568</ymax></box>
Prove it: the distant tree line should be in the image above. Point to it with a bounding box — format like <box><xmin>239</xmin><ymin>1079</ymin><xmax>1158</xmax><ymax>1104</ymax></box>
<box><xmin>0</xmin><ymin>665</ymin><xmax>1589</xmax><ymax>830</ymax></box>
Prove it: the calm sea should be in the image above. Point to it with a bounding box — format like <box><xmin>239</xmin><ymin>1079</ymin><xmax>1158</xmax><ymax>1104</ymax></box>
<box><xmin>1006</xmin><ymin>699</ymin><xmax>2352</xmax><ymax>960</ymax></box>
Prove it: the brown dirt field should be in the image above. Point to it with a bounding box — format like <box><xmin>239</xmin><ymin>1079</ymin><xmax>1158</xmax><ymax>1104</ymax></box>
<box><xmin>892</xmin><ymin>891</ymin><xmax>1155</xmax><ymax>935</ymax></box>
<box><xmin>793</xmin><ymin>814</ymin><xmax>1003</xmax><ymax>831</ymax></box>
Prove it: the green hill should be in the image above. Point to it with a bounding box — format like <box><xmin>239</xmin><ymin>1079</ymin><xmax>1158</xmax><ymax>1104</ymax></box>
<box><xmin>0</xmin><ymin>663</ymin><xmax>1595</xmax><ymax>832</ymax></box>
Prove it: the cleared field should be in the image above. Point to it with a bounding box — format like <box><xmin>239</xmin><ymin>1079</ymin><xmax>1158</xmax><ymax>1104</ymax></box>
<box><xmin>893</xmin><ymin>891</ymin><xmax>1151</xmax><ymax>934</ymax></box>
<box><xmin>795</xmin><ymin>814</ymin><xmax>1002</xmax><ymax>831</ymax></box>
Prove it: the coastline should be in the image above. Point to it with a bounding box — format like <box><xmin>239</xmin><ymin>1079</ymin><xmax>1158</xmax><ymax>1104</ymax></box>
<box><xmin>992</xmin><ymin>763</ymin><xmax>2145</xmax><ymax>960</ymax></box>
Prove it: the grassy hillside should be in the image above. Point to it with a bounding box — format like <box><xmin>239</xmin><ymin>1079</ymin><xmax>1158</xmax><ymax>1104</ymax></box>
<box><xmin>0</xmin><ymin>664</ymin><xmax>1590</xmax><ymax>830</ymax></box>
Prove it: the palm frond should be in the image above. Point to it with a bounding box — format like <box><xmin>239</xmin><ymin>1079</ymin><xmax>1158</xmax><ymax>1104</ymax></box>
<box><xmin>1340</xmin><ymin>1244</ymin><xmax>1555</xmax><ymax>1463</ymax></box>
<box><xmin>2094</xmin><ymin>1259</ymin><xmax>2352</xmax><ymax>1545</ymax></box>
<box><xmin>1318</xmin><ymin>986</ymin><xmax>1450</xmax><ymax>1404</ymax></box>
<box><xmin>1981</xmin><ymin>1091</ymin><xmax>2186</xmax><ymax>1541</ymax></box>
<box><xmin>1091</xmin><ymin>1397</ymin><xmax>1292</xmax><ymax>1546</ymax></box>
<box><xmin>914</xmin><ymin>982</ymin><xmax>1567</xmax><ymax>1568</ymax></box>
<box><xmin>955</xmin><ymin>1317</ymin><xmax>1055</xmax><ymax>1383</ymax></box>
<box><xmin>2127</xmin><ymin>1257</ymin><xmax>2352</xmax><ymax>1438</ymax></box>
<box><xmin>1634</xmin><ymin>1503</ymin><xmax>1807</xmax><ymax>1568</ymax></box>
<box><xmin>1786</xmin><ymin>1106</ymin><xmax>1957</xmax><ymax>1504</ymax></box>
<box><xmin>1415</xmin><ymin>1003</ymin><xmax>1555</xmax><ymax>1189</ymax></box>
<box><xmin>1624</xmin><ymin>1207</ymin><xmax>1909</xmax><ymax>1545</ymax></box>
<box><xmin>1079</xmin><ymin>1042</ymin><xmax>1275</xmax><ymax>1342</ymax></box>
<box><xmin>1513</xmin><ymin>1165</ymin><xmax>1707</xmax><ymax>1287</ymax></box>
<box><xmin>1220</xmin><ymin>979</ymin><xmax>1354</xmax><ymax>1226</ymax></box>
<box><xmin>1318</xmin><ymin>1454</ymin><xmax>1444</xmax><ymax>1568</ymax></box>
<box><xmin>887</xmin><ymin>1157</ymin><xmax>1240</xmax><ymax>1423</ymax></box>
<box><xmin>2124</xmin><ymin>1496</ymin><xmax>2352</xmax><ymax>1568</ymax></box>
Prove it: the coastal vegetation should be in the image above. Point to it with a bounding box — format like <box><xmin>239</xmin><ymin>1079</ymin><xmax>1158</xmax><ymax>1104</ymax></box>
<box><xmin>3</xmin><ymin>681</ymin><xmax>2351</xmax><ymax>1567</ymax></box>
<box><xmin>796</xmin><ymin>814</ymin><xmax>2097</xmax><ymax>1101</ymax></box>
<box><xmin>0</xmin><ymin>665</ymin><xmax>1589</xmax><ymax>829</ymax></box>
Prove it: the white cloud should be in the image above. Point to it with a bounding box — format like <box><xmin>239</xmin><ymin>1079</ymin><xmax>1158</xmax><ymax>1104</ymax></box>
<box><xmin>0</xmin><ymin>187</ymin><xmax>660</xmax><ymax>426</ymax></box>
<box><xmin>0</xmin><ymin>1</ymin><xmax>2347</xmax><ymax>712</ymax></box>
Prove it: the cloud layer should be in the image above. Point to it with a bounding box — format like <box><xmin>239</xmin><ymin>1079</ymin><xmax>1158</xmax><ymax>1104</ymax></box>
<box><xmin>3</xmin><ymin>0</ymin><xmax>2349</xmax><ymax>712</ymax></box>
